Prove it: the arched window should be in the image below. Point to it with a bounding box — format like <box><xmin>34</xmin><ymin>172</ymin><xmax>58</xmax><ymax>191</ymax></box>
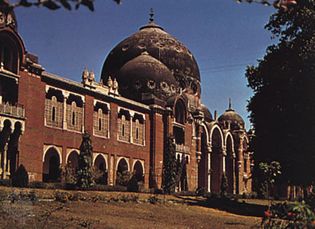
<box><xmin>0</xmin><ymin>39</ymin><xmax>19</xmax><ymax>73</ymax></box>
<box><xmin>118</xmin><ymin>109</ymin><xmax>130</xmax><ymax>142</ymax></box>
<box><xmin>71</xmin><ymin>101</ymin><xmax>76</xmax><ymax>126</ymax></box>
<box><xmin>93</xmin><ymin>102</ymin><xmax>110</xmax><ymax>137</ymax></box>
<box><xmin>121</xmin><ymin>115</ymin><xmax>126</xmax><ymax>137</ymax></box>
<box><xmin>51</xmin><ymin>96</ymin><xmax>57</xmax><ymax>122</ymax></box>
<box><xmin>45</xmin><ymin>93</ymin><xmax>63</xmax><ymax>128</ymax></box>
<box><xmin>175</xmin><ymin>100</ymin><xmax>186</xmax><ymax>124</ymax></box>
<box><xmin>66</xmin><ymin>96</ymin><xmax>84</xmax><ymax>132</ymax></box>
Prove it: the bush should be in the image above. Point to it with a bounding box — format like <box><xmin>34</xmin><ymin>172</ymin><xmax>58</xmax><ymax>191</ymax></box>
<box><xmin>54</xmin><ymin>191</ymin><xmax>70</xmax><ymax>203</ymax></box>
<box><xmin>148</xmin><ymin>195</ymin><xmax>159</xmax><ymax>204</ymax></box>
<box><xmin>0</xmin><ymin>179</ymin><xmax>11</xmax><ymax>187</ymax></box>
<box><xmin>61</xmin><ymin>163</ymin><xmax>77</xmax><ymax>187</ymax></box>
<box><xmin>116</xmin><ymin>171</ymin><xmax>131</xmax><ymax>187</ymax></box>
<box><xmin>262</xmin><ymin>201</ymin><xmax>315</xmax><ymax>228</ymax></box>
<box><xmin>127</xmin><ymin>175</ymin><xmax>139</xmax><ymax>192</ymax></box>
<box><xmin>195</xmin><ymin>187</ymin><xmax>205</xmax><ymax>196</ymax></box>
<box><xmin>11</xmin><ymin>164</ymin><xmax>29</xmax><ymax>188</ymax></box>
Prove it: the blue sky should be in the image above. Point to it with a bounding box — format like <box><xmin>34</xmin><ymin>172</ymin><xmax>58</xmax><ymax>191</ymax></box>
<box><xmin>15</xmin><ymin>0</ymin><xmax>276</xmax><ymax>129</ymax></box>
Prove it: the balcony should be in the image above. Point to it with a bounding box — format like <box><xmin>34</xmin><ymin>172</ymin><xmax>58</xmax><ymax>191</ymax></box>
<box><xmin>175</xmin><ymin>144</ymin><xmax>190</xmax><ymax>154</ymax></box>
<box><xmin>0</xmin><ymin>102</ymin><xmax>25</xmax><ymax>119</ymax></box>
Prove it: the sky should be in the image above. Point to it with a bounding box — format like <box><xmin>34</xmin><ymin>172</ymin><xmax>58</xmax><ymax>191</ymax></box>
<box><xmin>15</xmin><ymin>0</ymin><xmax>276</xmax><ymax>129</ymax></box>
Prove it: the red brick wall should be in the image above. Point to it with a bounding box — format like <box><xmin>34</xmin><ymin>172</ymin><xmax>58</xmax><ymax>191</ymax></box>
<box><xmin>17</xmin><ymin>71</ymin><xmax>151</xmax><ymax>188</ymax></box>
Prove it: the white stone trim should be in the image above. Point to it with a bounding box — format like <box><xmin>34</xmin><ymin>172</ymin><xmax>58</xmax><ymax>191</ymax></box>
<box><xmin>43</xmin><ymin>144</ymin><xmax>62</xmax><ymax>164</ymax></box>
<box><xmin>65</xmin><ymin>148</ymin><xmax>79</xmax><ymax>163</ymax></box>
<box><xmin>116</xmin><ymin>157</ymin><xmax>130</xmax><ymax>172</ymax></box>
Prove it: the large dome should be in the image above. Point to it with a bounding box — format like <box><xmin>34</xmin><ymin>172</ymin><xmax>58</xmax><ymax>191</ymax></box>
<box><xmin>117</xmin><ymin>51</ymin><xmax>178</xmax><ymax>102</ymax></box>
<box><xmin>101</xmin><ymin>21</ymin><xmax>201</xmax><ymax>95</ymax></box>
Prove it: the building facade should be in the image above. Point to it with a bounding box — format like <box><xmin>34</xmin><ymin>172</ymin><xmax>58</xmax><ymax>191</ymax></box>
<box><xmin>0</xmin><ymin>2</ymin><xmax>253</xmax><ymax>194</ymax></box>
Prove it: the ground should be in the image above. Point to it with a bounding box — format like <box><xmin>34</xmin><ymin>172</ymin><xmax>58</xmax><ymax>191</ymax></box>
<box><xmin>0</xmin><ymin>187</ymin><xmax>262</xmax><ymax>229</ymax></box>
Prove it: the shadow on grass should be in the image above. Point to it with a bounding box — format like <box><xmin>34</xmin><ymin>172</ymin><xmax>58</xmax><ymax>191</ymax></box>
<box><xmin>176</xmin><ymin>195</ymin><xmax>266</xmax><ymax>217</ymax></box>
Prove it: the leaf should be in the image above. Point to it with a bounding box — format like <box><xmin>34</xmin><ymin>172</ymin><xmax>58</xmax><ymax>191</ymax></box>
<box><xmin>59</xmin><ymin>0</ymin><xmax>71</xmax><ymax>10</ymax></box>
<box><xmin>80</xmin><ymin>0</ymin><xmax>94</xmax><ymax>11</ymax></box>
<box><xmin>19</xmin><ymin>0</ymin><xmax>33</xmax><ymax>7</ymax></box>
<box><xmin>42</xmin><ymin>0</ymin><xmax>61</xmax><ymax>10</ymax></box>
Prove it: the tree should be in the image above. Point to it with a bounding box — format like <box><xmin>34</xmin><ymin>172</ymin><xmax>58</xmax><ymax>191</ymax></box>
<box><xmin>162</xmin><ymin>136</ymin><xmax>177</xmax><ymax>194</ymax></box>
<box><xmin>246</xmin><ymin>0</ymin><xmax>315</xmax><ymax>186</ymax></box>
<box><xmin>76</xmin><ymin>131</ymin><xmax>95</xmax><ymax>189</ymax></box>
<box><xmin>257</xmin><ymin>161</ymin><xmax>281</xmax><ymax>199</ymax></box>
<box><xmin>236</xmin><ymin>0</ymin><xmax>297</xmax><ymax>10</ymax></box>
<box><xmin>0</xmin><ymin>0</ymin><xmax>121</xmax><ymax>11</ymax></box>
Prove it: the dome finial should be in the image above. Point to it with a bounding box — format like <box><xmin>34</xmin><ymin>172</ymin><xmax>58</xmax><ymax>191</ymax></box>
<box><xmin>228</xmin><ymin>97</ymin><xmax>232</xmax><ymax>110</ymax></box>
<box><xmin>149</xmin><ymin>8</ymin><xmax>154</xmax><ymax>23</ymax></box>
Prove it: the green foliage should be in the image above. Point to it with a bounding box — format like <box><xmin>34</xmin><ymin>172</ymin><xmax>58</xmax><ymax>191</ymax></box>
<box><xmin>3</xmin><ymin>0</ymin><xmax>122</xmax><ymax>11</ymax></box>
<box><xmin>76</xmin><ymin>132</ymin><xmax>95</xmax><ymax>189</ymax></box>
<box><xmin>262</xmin><ymin>201</ymin><xmax>315</xmax><ymax>228</ymax></box>
<box><xmin>246</xmin><ymin>0</ymin><xmax>315</xmax><ymax>186</ymax></box>
<box><xmin>236</xmin><ymin>0</ymin><xmax>297</xmax><ymax>10</ymax></box>
<box><xmin>61</xmin><ymin>162</ymin><xmax>77</xmax><ymax>187</ymax></box>
<box><xmin>116</xmin><ymin>170</ymin><xmax>131</xmax><ymax>186</ymax></box>
<box><xmin>162</xmin><ymin>136</ymin><xmax>177</xmax><ymax>194</ymax></box>
<box><xmin>257</xmin><ymin>161</ymin><xmax>281</xmax><ymax>198</ymax></box>
<box><xmin>11</xmin><ymin>164</ymin><xmax>29</xmax><ymax>188</ymax></box>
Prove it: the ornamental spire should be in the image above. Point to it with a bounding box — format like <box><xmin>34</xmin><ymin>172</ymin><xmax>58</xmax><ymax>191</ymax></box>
<box><xmin>229</xmin><ymin>97</ymin><xmax>232</xmax><ymax>110</ymax></box>
<box><xmin>149</xmin><ymin>8</ymin><xmax>154</xmax><ymax>23</ymax></box>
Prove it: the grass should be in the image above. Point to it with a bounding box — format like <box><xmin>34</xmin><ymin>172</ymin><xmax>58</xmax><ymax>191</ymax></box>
<box><xmin>0</xmin><ymin>186</ymin><xmax>264</xmax><ymax>228</ymax></box>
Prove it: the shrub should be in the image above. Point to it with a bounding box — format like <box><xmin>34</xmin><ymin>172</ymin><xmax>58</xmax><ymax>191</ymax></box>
<box><xmin>0</xmin><ymin>179</ymin><xmax>11</xmax><ymax>187</ymax></box>
<box><xmin>54</xmin><ymin>191</ymin><xmax>70</xmax><ymax>203</ymax></box>
<box><xmin>61</xmin><ymin>162</ymin><xmax>77</xmax><ymax>187</ymax></box>
<box><xmin>127</xmin><ymin>175</ymin><xmax>139</xmax><ymax>192</ymax></box>
<box><xmin>148</xmin><ymin>195</ymin><xmax>159</xmax><ymax>204</ymax></box>
<box><xmin>195</xmin><ymin>187</ymin><xmax>205</xmax><ymax>196</ymax></box>
<box><xmin>116</xmin><ymin>171</ymin><xmax>131</xmax><ymax>187</ymax></box>
<box><xmin>11</xmin><ymin>164</ymin><xmax>29</xmax><ymax>188</ymax></box>
<box><xmin>29</xmin><ymin>181</ymin><xmax>47</xmax><ymax>189</ymax></box>
<box><xmin>261</xmin><ymin>201</ymin><xmax>315</xmax><ymax>228</ymax></box>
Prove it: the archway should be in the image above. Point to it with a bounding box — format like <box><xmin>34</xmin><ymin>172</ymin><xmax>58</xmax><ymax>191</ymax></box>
<box><xmin>225</xmin><ymin>135</ymin><xmax>234</xmax><ymax>194</ymax></box>
<box><xmin>211</xmin><ymin>127</ymin><xmax>223</xmax><ymax>193</ymax></box>
<box><xmin>0</xmin><ymin>120</ymin><xmax>12</xmax><ymax>177</ymax></box>
<box><xmin>8</xmin><ymin>121</ymin><xmax>22</xmax><ymax>175</ymax></box>
<box><xmin>198</xmin><ymin>127</ymin><xmax>209</xmax><ymax>192</ymax></box>
<box><xmin>116</xmin><ymin>158</ymin><xmax>129</xmax><ymax>186</ymax></box>
<box><xmin>133</xmin><ymin>161</ymin><xmax>144</xmax><ymax>182</ymax></box>
<box><xmin>67</xmin><ymin>151</ymin><xmax>79</xmax><ymax>171</ymax></box>
<box><xmin>94</xmin><ymin>154</ymin><xmax>108</xmax><ymax>185</ymax></box>
<box><xmin>43</xmin><ymin>148</ymin><xmax>61</xmax><ymax>182</ymax></box>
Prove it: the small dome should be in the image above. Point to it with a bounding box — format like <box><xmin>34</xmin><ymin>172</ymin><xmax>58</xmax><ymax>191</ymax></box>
<box><xmin>218</xmin><ymin>100</ymin><xmax>245</xmax><ymax>130</ymax></box>
<box><xmin>116</xmin><ymin>52</ymin><xmax>178</xmax><ymax>102</ymax></box>
<box><xmin>101</xmin><ymin>21</ymin><xmax>200</xmax><ymax>95</ymax></box>
<box><xmin>198</xmin><ymin>104</ymin><xmax>213</xmax><ymax>122</ymax></box>
<box><xmin>0</xmin><ymin>1</ymin><xmax>17</xmax><ymax>31</ymax></box>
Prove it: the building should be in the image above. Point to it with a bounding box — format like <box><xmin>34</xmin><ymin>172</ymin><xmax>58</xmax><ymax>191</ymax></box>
<box><xmin>0</xmin><ymin>2</ymin><xmax>253</xmax><ymax>194</ymax></box>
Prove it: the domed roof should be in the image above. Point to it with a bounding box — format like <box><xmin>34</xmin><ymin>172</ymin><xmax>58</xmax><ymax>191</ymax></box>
<box><xmin>198</xmin><ymin>104</ymin><xmax>213</xmax><ymax>122</ymax></box>
<box><xmin>218</xmin><ymin>100</ymin><xmax>245</xmax><ymax>130</ymax></box>
<box><xmin>101</xmin><ymin>20</ymin><xmax>201</xmax><ymax>95</ymax></box>
<box><xmin>117</xmin><ymin>51</ymin><xmax>178</xmax><ymax>102</ymax></box>
<box><xmin>0</xmin><ymin>1</ymin><xmax>17</xmax><ymax>31</ymax></box>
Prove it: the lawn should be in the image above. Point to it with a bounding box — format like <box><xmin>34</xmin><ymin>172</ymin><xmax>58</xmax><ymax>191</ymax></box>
<box><xmin>0</xmin><ymin>187</ymin><xmax>262</xmax><ymax>229</ymax></box>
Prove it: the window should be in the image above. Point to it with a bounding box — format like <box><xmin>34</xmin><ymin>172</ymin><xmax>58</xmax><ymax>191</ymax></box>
<box><xmin>45</xmin><ymin>95</ymin><xmax>63</xmax><ymax>128</ymax></box>
<box><xmin>0</xmin><ymin>40</ymin><xmax>19</xmax><ymax>73</ymax></box>
<box><xmin>175</xmin><ymin>100</ymin><xmax>186</xmax><ymax>124</ymax></box>
<box><xmin>132</xmin><ymin>114</ymin><xmax>145</xmax><ymax>145</ymax></box>
<box><xmin>93</xmin><ymin>103</ymin><xmax>110</xmax><ymax>138</ymax></box>
<box><xmin>66</xmin><ymin>96</ymin><xmax>83</xmax><ymax>132</ymax></box>
<box><xmin>118</xmin><ymin>110</ymin><xmax>130</xmax><ymax>142</ymax></box>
